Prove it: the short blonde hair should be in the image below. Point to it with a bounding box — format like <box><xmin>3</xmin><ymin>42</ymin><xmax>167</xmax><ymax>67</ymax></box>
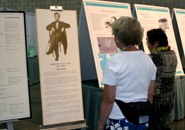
<box><xmin>111</xmin><ymin>16</ymin><xmax>143</xmax><ymax>46</ymax></box>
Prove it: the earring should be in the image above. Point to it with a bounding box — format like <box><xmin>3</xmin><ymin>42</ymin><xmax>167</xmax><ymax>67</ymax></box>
<box><xmin>116</xmin><ymin>40</ymin><xmax>119</xmax><ymax>43</ymax></box>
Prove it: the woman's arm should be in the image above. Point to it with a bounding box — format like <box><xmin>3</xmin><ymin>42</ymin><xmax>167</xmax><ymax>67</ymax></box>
<box><xmin>98</xmin><ymin>84</ymin><xmax>116</xmax><ymax>130</ymax></box>
<box><xmin>148</xmin><ymin>80</ymin><xmax>155</xmax><ymax>104</ymax></box>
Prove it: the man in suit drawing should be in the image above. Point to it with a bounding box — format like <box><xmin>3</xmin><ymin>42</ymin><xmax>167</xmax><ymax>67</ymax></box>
<box><xmin>46</xmin><ymin>12</ymin><xmax>70</xmax><ymax>61</ymax></box>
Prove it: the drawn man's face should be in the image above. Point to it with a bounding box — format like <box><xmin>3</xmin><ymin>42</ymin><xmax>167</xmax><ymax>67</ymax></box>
<box><xmin>54</xmin><ymin>14</ymin><xmax>60</xmax><ymax>22</ymax></box>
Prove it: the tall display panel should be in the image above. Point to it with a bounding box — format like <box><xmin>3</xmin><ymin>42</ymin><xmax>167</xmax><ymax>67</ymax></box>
<box><xmin>0</xmin><ymin>11</ymin><xmax>31</xmax><ymax>122</ymax></box>
<box><xmin>172</xmin><ymin>8</ymin><xmax>185</xmax><ymax>69</ymax></box>
<box><xmin>36</xmin><ymin>9</ymin><xmax>84</xmax><ymax>126</ymax></box>
<box><xmin>79</xmin><ymin>0</ymin><xmax>132</xmax><ymax>88</ymax></box>
<box><xmin>134</xmin><ymin>4</ymin><xmax>184</xmax><ymax>75</ymax></box>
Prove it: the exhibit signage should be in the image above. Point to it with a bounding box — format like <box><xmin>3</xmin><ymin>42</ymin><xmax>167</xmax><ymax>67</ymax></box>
<box><xmin>36</xmin><ymin>9</ymin><xmax>84</xmax><ymax>126</ymax></box>
<box><xmin>79</xmin><ymin>0</ymin><xmax>132</xmax><ymax>87</ymax></box>
<box><xmin>173</xmin><ymin>8</ymin><xmax>185</xmax><ymax>59</ymax></box>
<box><xmin>0</xmin><ymin>11</ymin><xmax>30</xmax><ymax>121</ymax></box>
<box><xmin>134</xmin><ymin>4</ymin><xmax>184</xmax><ymax>75</ymax></box>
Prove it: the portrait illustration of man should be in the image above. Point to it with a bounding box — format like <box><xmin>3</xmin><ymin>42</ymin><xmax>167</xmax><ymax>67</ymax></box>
<box><xmin>46</xmin><ymin>12</ymin><xmax>70</xmax><ymax>61</ymax></box>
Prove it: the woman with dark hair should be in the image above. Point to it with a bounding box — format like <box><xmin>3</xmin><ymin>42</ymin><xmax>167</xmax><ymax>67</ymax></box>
<box><xmin>147</xmin><ymin>28</ymin><xmax>177</xmax><ymax>130</ymax></box>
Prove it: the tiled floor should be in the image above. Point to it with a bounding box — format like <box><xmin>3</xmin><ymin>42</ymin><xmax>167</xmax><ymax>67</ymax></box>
<box><xmin>0</xmin><ymin>83</ymin><xmax>184</xmax><ymax>130</ymax></box>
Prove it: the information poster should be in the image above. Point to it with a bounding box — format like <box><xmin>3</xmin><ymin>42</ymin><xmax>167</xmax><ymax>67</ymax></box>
<box><xmin>0</xmin><ymin>12</ymin><xmax>30</xmax><ymax>121</ymax></box>
<box><xmin>82</xmin><ymin>0</ymin><xmax>132</xmax><ymax>88</ymax></box>
<box><xmin>173</xmin><ymin>8</ymin><xmax>185</xmax><ymax>58</ymax></box>
<box><xmin>134</xmin><ymin>4</ymin><xmax>184</xmax><ymax>75</ymax></box>
<box><xmin>36</xmin><ymin>10</ymin><xmax>84</xmax><ymax>126</ymax></box>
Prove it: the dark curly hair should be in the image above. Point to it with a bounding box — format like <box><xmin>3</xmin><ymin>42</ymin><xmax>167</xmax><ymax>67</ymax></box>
<box><xmin>147</xmin><ymin>28</ymin><xmax>168</xmax><ymax>47</ymax></box>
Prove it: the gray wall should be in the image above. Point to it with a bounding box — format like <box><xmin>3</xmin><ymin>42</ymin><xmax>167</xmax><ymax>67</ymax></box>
<box><xmin>0</xmin><ymin>0</ymin><xmax>185</xmax><ymax>23</ymax></box>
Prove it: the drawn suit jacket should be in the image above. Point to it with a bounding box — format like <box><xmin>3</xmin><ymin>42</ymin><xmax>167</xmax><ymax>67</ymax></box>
<box><xmin>46</xmin><ymin>21</ymin><xmax>70</xmax><ymax>45</ymax></box>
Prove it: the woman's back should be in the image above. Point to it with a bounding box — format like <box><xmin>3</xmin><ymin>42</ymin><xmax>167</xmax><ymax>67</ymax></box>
<box><xmin>149</xmin><ymin>50</ymin><xmax>177</xmax><ymax>95</ymax></box>
<box><xmin>149</xmin><ymin>50</ymin><xmax>177</xmax><ymax>130</ymax></box>
<box><xmin>103</xmin><ymin>50</ymin><xmax>156</xmax><ymax>119</ymax></box>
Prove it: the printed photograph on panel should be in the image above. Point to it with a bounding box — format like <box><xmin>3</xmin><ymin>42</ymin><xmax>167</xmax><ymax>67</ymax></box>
<box><xmin>105</xmin><ymin>16</ymin><xmax>117</xmax><ymax>29</ymax></box>
<box><xmin>45</xmin><ymin>12</ymin><xmax>70</xmax><ymax>61</ymax></box>
<box><xmin>97</xmin><ymin>37</ymin><xmax>118</xmax><ymax>54</ymax></box>
<box><xmin>158</xmin><ymin>18</ymin><xmax>169</xmax><ymax>30</ymax></box>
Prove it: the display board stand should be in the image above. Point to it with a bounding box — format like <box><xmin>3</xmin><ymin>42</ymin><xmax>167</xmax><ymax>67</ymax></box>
<box><xmin>172</xmin><ymin>8</ymin><xmax>185</xmax><ymax>70</ymax></box>
<box><xmin>79</xmin><ymin>0</ymin><xmax>132</xmax><ymax>87</ymax></box>
<box><xmin>0</xmin><ymin>120</ymin><xmax>18</xmax><ymax>130</ymax></box>
<box><xmin>6</xmin><ymin>122</ymin><xmax>13</xmax><ymax>130</ymax></box>
<box><xmin>40</xmin><ymin>120</ymin><xmax>87</xmax><ymax>130</ymax></box>
<box><xmin>36</xmin><ymin>5</ymin><xmax>86</xmax><ymax>128</ymax></box>
<box><xmin>78</xmin><ymin>1</ymin><xmax>97</xmax><ymax>81</ymax></box>
<box><xmin>133</xmin><ymin>4</ymin><xmax>184</xmax><ymax>75</ymax></box>
<box><xmin>0</xmin><ymin>11</ymin><xmax>31</xmax><ymax>125</ymax></box>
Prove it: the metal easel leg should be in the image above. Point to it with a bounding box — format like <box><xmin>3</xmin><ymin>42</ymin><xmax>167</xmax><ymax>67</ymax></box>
<box><xmin>7</xmin><ymin>122</ymin><xmax>14</xmax><ymax>130</ymax></box>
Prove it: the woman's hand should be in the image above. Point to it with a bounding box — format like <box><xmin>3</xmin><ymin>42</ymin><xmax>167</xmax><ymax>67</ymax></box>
<box><xmin>148</xmin><ymin>80</ymin><xmax>155</xmax><ymax>104</ymax></box>
<box><xmin>98</xmin><ymin>125</ymin><xmax>105</xmax><ymax>130</ymax></box>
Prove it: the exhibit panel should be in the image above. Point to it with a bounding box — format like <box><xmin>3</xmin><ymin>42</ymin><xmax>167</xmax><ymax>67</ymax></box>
<box><xmin>0</xmin><ymin>11</ymin><xmax>31</xmax><ymax>121</ymax></box>
<box><xmin>36</xmin><ymin>9</ymin><xmax>84</xmax><ymax>126</ymax></box>
<box><xmin>173</xmin><ymin>9</ymin><xmax>185</xmax><ymax>50</ymax></box>
<box><xmin>172</xmin><ymin>8</ymin><xmax>185</xmax><ymax>68</ymax></box>
<box><xmin>79</xmin><ymin>0</ymin><xmax>132</xmax><ymax>88</ymax></box>
<box><xmin>134</xmin><ymin>4</ymin><xmax>184</xmax><ymax>75</ymax></box>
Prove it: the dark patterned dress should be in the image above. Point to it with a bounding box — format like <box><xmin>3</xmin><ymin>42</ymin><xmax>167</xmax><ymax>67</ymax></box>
<box><xmin>149</xmin><ymin>50</ymin><xmax>177</xmax><ymax>130</ymax></box>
